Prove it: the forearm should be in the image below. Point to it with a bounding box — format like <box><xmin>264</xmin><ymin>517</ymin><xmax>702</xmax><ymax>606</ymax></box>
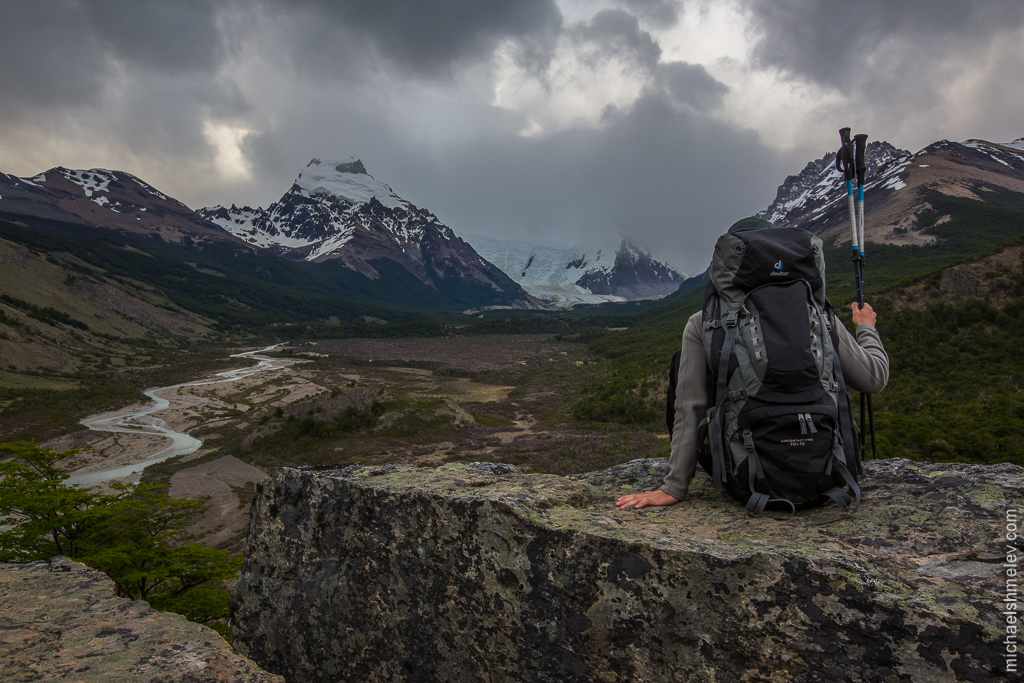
<box><xmin>837</xmin><ymin>321</ymin><xmax>889</xmax><ymax>394</ymax></box>
<box><xmin>662</xmin><ymin>313</ymin><xmax>705</xmax><ymax>501</ymax></box>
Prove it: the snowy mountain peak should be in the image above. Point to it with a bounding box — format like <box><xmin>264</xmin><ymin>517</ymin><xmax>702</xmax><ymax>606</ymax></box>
<box><xmin>755</xmin><ymin>133</ymin><xmax>1024</xmax><ymax>246</ymax></box>
<box><xmin>197</xmin><ymin>158</ymin><xmax>535</xmax><ymax>309</ymax></box>
<box><xmin>294</xmin><ymin>156</ymin><xmax>405</xmax><ymax>210</ymax></box>
<box><xmin>757</xmin><ymin>141</ymin><xmax>910</xmax><ymax>227</ymax></box>
<box><xmin>0</xmin><ymin>165</ymin><xmax>234</xmax><ymax>245</ymax></box>
<box><xmin>466</xmin><ymin>234</ymin><xmax>683</xmax><ymax>306</ymax></box>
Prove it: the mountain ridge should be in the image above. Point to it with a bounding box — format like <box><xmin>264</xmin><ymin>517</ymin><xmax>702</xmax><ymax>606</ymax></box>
<box><xmin>0</xmin><ymin>166</ymin><xmax>243</xmax><ymax>248</ymax></box>
<box><xmin>197</xmin><ymin>157</ymin><xmax>538</xmax><ymax>310</ymax></box>
<box><xmin>758</xmin><ymin>135</ymin><xmax>1024</xmax><ymax>246</ymax></box>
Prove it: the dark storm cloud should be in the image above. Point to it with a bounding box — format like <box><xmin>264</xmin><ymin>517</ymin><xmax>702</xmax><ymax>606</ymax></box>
<box><xmin>278</xmin><ymin>0</ymin><xmax>563</xmax><ymax>77</ymax></box>
<box><xmin>0</xmin><ymin>2</ymin><xmax>103</xmax><ymax>114</ymax></box>
<box><xmin>0</xmin><ymin>0</ymin><xmax>227</xmax><ymax>117</ymax></box>
<box><xmin>394</xmin><ymin>91</ymin><xmax>789</xmax><ymax>272</ymax></box>
<box><xmin>655</xmin><ymin>61</ymin><xmax>728</xmax><ymax>112</ymax></box>
<box><xmin>742</xmin><ymin>0</ymin><xmax>1024</xmax><ymax>86</ymax></box>
<box><xmin>86</xmin><ymin>0</ymin><xmax>226</xmax><ymax>71</ymax></box>
<box><xmin>573</xmin><ymin>9</ymin><xmax>661</xmax><ymax>72</ymax></box>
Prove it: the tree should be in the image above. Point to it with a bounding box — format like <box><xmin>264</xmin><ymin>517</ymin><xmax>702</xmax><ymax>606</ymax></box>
<box><xmin>0</xmin><ymin>441</ymin><xmax>242</xmax><ymax>633</ymax></box>
<box><xmin>85</xmin><ymin>482</ymin><xmax>241</xmax><ymax>608</ymax></box>
<box><xmin>0</xmin><ymin>442</ymin><xmax>106</xmax><ymax>561</ymax></box>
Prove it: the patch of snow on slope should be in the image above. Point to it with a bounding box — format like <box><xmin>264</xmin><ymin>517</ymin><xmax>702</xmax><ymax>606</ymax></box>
<box><xmin>296</xmin><ymin>157</ymin><xmax>405</xmax><ymax>209</ymax></box>
<box><xmin>961</xmin><ymin>138</ymin><xmax>1024</xmax><ymax>166</ymax></box>
<box><xmin>202</xmin><ymin>205</ymin><xmax>321</xmax><ymax>249</ymax></box>
<box><xmin>868</xmin><ymin>155</ymin><xmax>912</xmax><ymax>192</ymax></box>
<box><xmin>61</xmin><ymin>169</ymin><xmax>115</xmax><ymax>198</ymax></box>
<box><xmin>131</xmin><ymin>176</ymin><xmax>167</xmax><ymax>200</ymax></box>
<box><xmin>306</xmin><ymin>231</ymin><xmax>355</xmax><ymax>260</ymax></box>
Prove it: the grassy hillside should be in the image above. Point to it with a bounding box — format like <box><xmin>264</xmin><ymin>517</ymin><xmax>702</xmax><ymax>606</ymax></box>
<box><xmin>0</xmin><ymin>219</ymin><xmax>438</xmax><ymax>328</ymax></box>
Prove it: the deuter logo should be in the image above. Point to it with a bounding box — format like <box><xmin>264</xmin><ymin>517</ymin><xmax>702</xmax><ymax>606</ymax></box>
<box><xmin>771</xmin><ymin>259</ymin><xmax>789</xmax><ymax>276</ymax></box>
<box><xmin>774</xmin><ymin>260</ymin><xmax>784</xmax><ymax>270</ymax></box>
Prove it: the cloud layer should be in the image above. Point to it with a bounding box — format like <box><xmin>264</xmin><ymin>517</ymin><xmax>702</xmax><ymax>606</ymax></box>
<box><xmin>2</xmin><ymin>0</ymin><xmax>1022</xmax><ymax>272</ymax></box>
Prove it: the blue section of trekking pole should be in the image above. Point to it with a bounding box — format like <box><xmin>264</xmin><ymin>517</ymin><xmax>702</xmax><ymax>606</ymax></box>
<box><xmin>855</xmin><ymin>133</ymin><xmax>868</xmax><ymax>263</ymax></box>
<box><xmin>857</xmin><ymin>184</ymin><xmax>865</xmax><ymax>258</ymax></box>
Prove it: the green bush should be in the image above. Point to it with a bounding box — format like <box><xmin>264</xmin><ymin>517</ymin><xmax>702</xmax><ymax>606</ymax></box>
<box><xmin>0</xmin><ymin>442</ymin><xmax>241</xmax><ymax>636</ymax></box>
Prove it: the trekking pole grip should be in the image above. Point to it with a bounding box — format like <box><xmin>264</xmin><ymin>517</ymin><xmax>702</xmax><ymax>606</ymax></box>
<box><xmin>838</xmin><ymin>128</ymin><xmax>858</xmax><ymax>257</ymax></box>
<box><xmin>854</xmin><ymin>134</ymin><xmax>868</xmax><ymax>186</ymax></box>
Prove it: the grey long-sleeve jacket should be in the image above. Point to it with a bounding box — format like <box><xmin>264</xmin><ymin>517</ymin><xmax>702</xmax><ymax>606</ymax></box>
<box><xmin>662</xmin><ymin>310</ymin><xmax>889</xmax><ymax>501</ymax></box>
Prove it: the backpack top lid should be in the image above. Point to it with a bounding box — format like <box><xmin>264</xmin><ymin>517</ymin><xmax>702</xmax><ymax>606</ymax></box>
<box><xmin>727</xmin><ymin>216</ymin><xmax>775</xmax><ymax>234</ymax></box>
<box><xmin>708</xmin><ymin>217</ymin><xmax>826</xmax><ymax>304</ymax></box>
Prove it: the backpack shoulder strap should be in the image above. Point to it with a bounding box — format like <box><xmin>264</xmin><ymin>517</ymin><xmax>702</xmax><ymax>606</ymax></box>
<box><xmin>709</xmin><ymin>307</ymin><xmax>740</xmax><ymax>490</ymax></box>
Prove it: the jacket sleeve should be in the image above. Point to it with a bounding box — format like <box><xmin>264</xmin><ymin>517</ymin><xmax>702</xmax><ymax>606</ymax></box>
<box><xmin>662</xmin><ymin>311</ymin><xmax>706</xmax><ymax>501</ymax></box>
<box><xmin>835</xmin><ymin>319</ymin><xmax>890</xmax><ymax>394</ymax></box>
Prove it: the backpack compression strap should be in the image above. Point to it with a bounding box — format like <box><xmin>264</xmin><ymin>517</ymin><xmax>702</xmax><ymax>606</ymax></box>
<box><xmin>808</xmin><ymin>456</ymin><xmax>862</xmax><ymax>526</ymax></box>
<box><xmin>710</xmin><ymin>307</ymin><xmax>740</xmax><ymax>490</ymax></box>
<box><xmin>744</xmin><ymin>446</ymin><xmax>797</xmax><ymax>517</ymax></box>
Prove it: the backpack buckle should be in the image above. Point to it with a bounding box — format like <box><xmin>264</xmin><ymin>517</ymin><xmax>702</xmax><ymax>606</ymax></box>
<box><xmin>729</xmin><ymin>389</ymin><xmax>747</xmax><ymax>402</ymax></box>
<box><xmin>742</xmin><ymin>429</ymin><xmax>755</xmax><ymax>452</ymax></box>
<box><xmin>724</xmin><ymin>309</ymin><xmax>739</xmax><ymax>328</ymax></box>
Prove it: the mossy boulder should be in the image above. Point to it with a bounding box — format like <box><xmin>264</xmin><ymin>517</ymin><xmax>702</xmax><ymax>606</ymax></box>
<box><xmin>232</xmin><ymin>459</ymin><xmax>1021</xmax><ymax>682</ymax></box>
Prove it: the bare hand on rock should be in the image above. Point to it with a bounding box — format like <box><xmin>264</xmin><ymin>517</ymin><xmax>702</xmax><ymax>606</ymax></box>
<box><xmin>616</xmin><ymin>490</ymin><xmax>679</xmax><ymax>510</ymax></box>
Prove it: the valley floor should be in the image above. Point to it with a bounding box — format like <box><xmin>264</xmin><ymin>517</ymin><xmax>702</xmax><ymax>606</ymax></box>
<box><xmin>38</xmin><ymin>334</ymin><xmax>668</xmax><ymax>551</ymax></box>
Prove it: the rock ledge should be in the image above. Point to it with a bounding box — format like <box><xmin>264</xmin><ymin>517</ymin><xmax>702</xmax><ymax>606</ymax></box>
<box><xmin>233</xmin><ymin>459</ymin><xmax>1021</xmax><ymax>682</ymax></box>
<box><xmin>0</xmin><ymin>557</ymin><xmax>282</xmax><ymax>682</ymax></box>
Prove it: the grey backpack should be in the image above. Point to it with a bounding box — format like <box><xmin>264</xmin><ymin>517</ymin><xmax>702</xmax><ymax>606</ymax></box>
<box><xmin>699</xmin><ymin>219</ymin><xmax>861</xmax><ymax>516</ymax></box>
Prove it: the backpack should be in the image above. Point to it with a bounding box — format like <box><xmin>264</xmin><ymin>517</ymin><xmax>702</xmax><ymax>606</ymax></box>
<box><xmin>697</xmin><ymin>219</ymin><xmax>861</xmax><ymax>516</ymax></box>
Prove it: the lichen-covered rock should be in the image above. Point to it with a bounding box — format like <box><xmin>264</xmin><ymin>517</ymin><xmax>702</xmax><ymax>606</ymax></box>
<box><xmin>232</xmin><ymin>459</ymin><xmax>1022</xmax><ymax>682</ymax></box>
<box><xmin>0</xmin><ymin>557</ymin><xmax>283</xmax><ymax>682</ymax></box>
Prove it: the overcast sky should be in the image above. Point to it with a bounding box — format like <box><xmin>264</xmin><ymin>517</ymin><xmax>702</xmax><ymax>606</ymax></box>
<box><xmin>2</xmin><ymin>0</ymin><xmax>1023</xmax><ymax>273</ymax></box>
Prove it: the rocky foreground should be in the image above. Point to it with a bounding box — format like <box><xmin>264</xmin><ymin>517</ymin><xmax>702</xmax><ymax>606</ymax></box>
<box><xmin>0</xmin><ymin>557</ymin><xmax>282</xmax><ymax>682</ymax></box>
<box><xmin>232</xmin><ymin>458</ymin><xmax>1021</xmax><ymax>682</ymax></box>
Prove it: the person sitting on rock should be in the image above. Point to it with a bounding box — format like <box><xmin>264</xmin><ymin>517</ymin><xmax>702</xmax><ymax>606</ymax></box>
<box><xmin>615</xmin><ymin>299</ymin><xmax>889</xmax><ymax>510</ymax></box>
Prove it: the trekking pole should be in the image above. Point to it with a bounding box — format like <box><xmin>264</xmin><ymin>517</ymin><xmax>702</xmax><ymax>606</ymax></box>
<box><xmin>837</xmin><ymin>129</ymin><xmax>866</xmax><ymax>466</ymax></box>
<box><xmin>853</xmin><ymin>132</ymin><xmax>878</xmax><ymax>459</ymax></box>
<box><xmin>836</xmin><ymin>129</ymin><xmax>862</xmax><ymax>298</ymax></box>
<box><xmin>854</xmin><ymin>133</ymin><xmax>868</xmax><ymax>302</ymax></box>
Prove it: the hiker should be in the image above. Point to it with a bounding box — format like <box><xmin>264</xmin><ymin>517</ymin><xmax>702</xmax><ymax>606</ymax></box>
<box><xmin>616</xmin><ymin>218</ymin><xmax>889</xmax><ymax>511</ymax></box>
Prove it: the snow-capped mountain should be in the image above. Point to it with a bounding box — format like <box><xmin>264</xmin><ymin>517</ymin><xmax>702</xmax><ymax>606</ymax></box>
<box><xmin>0</xmin><ymin>166</ymin><xmax>237</xmax><ymax>246</ymax></box>
<box><xmin>199</xmin><ymin>157</ymin><xmax>536</xmax><ymax>309</ymax></box>
<box><xmin>758</xmin><ymin>136</ymin><xmax>1024</xmax><ymax>245</ymax></box>
<box><xmin>758</xmin><ymin>141</ymin><xmax>910</xmax><ymax>227</ymax></box>
<box><xmin>466</xmin><ymin>235</ymin><xmax>683</xmax><ymax>307</ymax></box>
